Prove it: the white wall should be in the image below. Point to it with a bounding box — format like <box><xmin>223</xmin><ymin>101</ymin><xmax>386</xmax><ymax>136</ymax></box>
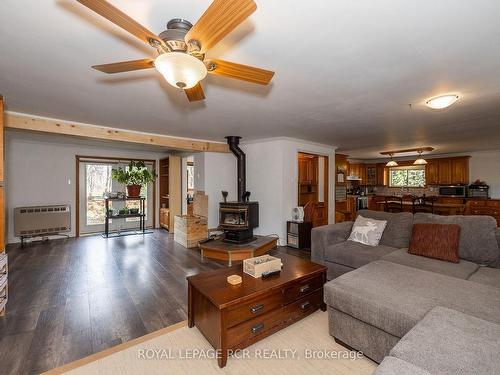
<box><xmin>469</xmin><ymin>150</ymin><xmax>500</xmax><ymax>198</ymax></box>
<box><xmin>193</xmin><ymin>152</ymin><xmax>237</xmax><ymax>228</ymax></box>
<box><xmin>243</xmin><ymin>138</ymin><xmax>336</xmax><ymax>245</ymax></box>
<box><xmin>5</xmin><ymin>131</ymin><xmax>169</xmax><ymax>244</ymax></box>
<box><xmin>243</xmin><ymin>140</ymin><xmax>286</xmax><ymax>240</ymax></box>
<box><xmin>194</xmin><ymin>138</ymin><xmax>336</xmax><ymax>244</ymax></box>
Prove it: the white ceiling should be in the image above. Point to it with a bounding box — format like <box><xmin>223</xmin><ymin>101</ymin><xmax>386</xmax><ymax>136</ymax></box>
<box><xmin>1</xmin><ymin>0</ymin><xmax>500</xmax><ymax>159</ymax></box>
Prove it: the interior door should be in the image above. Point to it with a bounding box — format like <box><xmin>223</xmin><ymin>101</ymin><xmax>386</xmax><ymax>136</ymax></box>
<box><xmin>78</xmin><ymin>160</ymin><xmax>154</xmax><ymax>235</ymax></box>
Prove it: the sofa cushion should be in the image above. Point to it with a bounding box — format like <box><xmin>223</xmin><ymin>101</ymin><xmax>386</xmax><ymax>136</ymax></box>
<box><xmin>468</xmin><ymin>267</ymin><xmax>500</xmax><ymax>288</ymax></box>
<box><xmin>324</xmin><ymin>260</ymin><xmax>500</xmax><ymax>338</ymax></box>
<box><xmin>390</xmin><ymin>307</ymin><xmax>500</xmax><ymax>375</ymax></box>
<box><xmin>347</xmin><ymin>215</ymin><xmax>387</xmax><ymax>246</ymax></box>
<box><xmin>414</xmin><ymin>213</ymin><xmax>499</xmax><ymax>265</ymax></box>
<box><xmin>357</xmin><ymin>210</ymin><xmax>413</xmax><ymax>249</ymax></box>
<box><xmin>373</xmin><ymin>357</ymin><xmax>431</xmax><ymax>375</ymax></box>
<box><xmin>381</xmin><ymin>248</ymin><xmax>478</xmax><ymax>279</ymax></box>
<box><xmin>324</xmin><ymin>241</ymin><xmax>398</xmax><ymax>269</ymax></box>
<box><xmin>409</xmin><ymin>223</ymin><xmax>461</xmax><ymax>263</ymax></box>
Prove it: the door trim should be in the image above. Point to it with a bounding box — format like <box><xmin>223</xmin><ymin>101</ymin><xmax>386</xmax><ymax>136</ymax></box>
<box><xmin>75</xmin><ymin>155</ymin><xmax>157</xmax><ymax>237</ymax></box>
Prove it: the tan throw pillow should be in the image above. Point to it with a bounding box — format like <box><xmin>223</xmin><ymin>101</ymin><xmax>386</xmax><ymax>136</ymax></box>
<box><xmin>409</xmin><ymin>223</ymin><xmax>461</xmax><ymax>263</ymax></box>
<box><xmin>348</xmin><ymin>215</ymin><xmax>387</xmax><ymax>246</ymax></box>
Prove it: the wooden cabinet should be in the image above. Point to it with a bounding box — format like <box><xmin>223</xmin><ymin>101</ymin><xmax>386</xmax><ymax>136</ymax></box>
<box><xmin>451</xmin><ymin>158</ymin><xmax>469</xmax><ymax>184</ymax></box>
<box><xmin>298</xmin><ymin>155</ymin><xmax>317</xmax><ymax>184</ymax></box>
<box><xmin>365</xmin><ymin>164</ymin><xmax>377</xmax><ymax>186</ymax></box>
<box><xmin>335</xmin><ymin>154</ymin><xmax>348</xmax><ymax>186</ymax></box>
<box><xmin>425</xmin><ymin>157</ymin><xmax>469</xmax><ymax>186</ymax></box>
<box><xmin>313</xmin><ymin>202</ymin><xmax>327</xmax><ymax>227</ymax></box>
<box><xmin>425</xmin><ymin>160</ymin><xmax>439</xmax><ymax>185</ymax></box>
<box><xmin>438</xmin><ymin>159</ymin><xmax>452</xmax><ymax>185</ymax></box>
<box><xmin>160</xmin><ymin>207</ymin><xmax>170</xmax><ymax>230</ymax></box>
<box><xmin>466</xmin><ymin>199</ymin><xmax>500</xmax><ymax>227</ymax></box>
<box><xmin>159</xmin><ymin>156</ymin><xmax>181</xmax><ymax>232</ymax></box>
<box><xmin>348</xmin><ymin>163</ymin><xmax>363</xmax><ymax>180</ymax></box>
<box><xmin>376</xmin><ymin>164</ymin><xmax>386</xmax><ymax>186</ymax></box>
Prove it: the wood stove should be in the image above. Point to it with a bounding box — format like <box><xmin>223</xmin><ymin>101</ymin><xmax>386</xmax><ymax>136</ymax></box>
<box><xmin>219</xmin><ymin>136</ymin><xmax>259</xmax><ymax>243</ymax></box>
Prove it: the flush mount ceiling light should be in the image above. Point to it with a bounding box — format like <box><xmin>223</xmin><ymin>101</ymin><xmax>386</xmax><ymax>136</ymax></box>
<box><xmin>385</xmin><ymin>154</ymin><xmax>398</xmax><ymax>167</ymax></box>
<box><xmin>425</xmin><ymin>94</ymin><xmax>459</xmax><ymax>109</ymax></box>
<box><xmin>413</xmin><ymin>150</ymin><xmax>428</xmax><ymax>165</ymax></box>
<box><xmin>154</xmin><ymin>52</ymin><xmax>207</xmax><ymax>89</ymax></box>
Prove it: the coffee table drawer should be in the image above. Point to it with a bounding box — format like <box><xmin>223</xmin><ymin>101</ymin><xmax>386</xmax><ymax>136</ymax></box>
<box><xmin>226</xmin><ymin>291</ymin><xmax>284</xmax><ymax>328</ymax></box>
<box><xmin>282</xmin><ymin>274</ymin><xmax>324</xmax><ymax>302</ymax></box>
<box><xmin>226</xmin><ymin>289</ymin><xmax>323</xmax><ymax>348</ymax></box>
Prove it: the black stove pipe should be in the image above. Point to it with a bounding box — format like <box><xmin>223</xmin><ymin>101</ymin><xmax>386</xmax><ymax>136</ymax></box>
<box><xmin>225</xmin><ymin>136</ymin><xmax>246</xmax><ymax>202</ymax></box>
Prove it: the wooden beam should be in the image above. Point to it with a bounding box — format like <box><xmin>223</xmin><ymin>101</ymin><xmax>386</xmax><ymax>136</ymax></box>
<box><xmin>4</xmin><ymin>112</ymin><xmax>229</xmax><ymax>153</ymax></box>
<box><xmin>380</xmin><ymin>147</ymin><xmax>434</xmax><ymax>156</ymax></box>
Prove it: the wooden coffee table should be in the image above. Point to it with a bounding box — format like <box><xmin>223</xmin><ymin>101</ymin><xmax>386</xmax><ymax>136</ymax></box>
<box><xmin>199</xmin><ymin>235</ymin><xmax>278</xmax><ymax>266</ymax></box>
<box><xmin>187</xmin><ymin>253</ymin><xmax>327</xmax><ymax>368</ymax></box>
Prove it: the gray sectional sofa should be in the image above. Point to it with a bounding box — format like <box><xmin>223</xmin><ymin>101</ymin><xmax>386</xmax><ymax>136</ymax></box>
<box><xmin>311</xmin><ymin>210</ymin><xmax>500</xmax><ymax>375</ymax></box>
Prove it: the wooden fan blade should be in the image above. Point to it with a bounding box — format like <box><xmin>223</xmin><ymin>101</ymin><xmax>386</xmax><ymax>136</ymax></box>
<box><xmin>92</xmin><ymin>59</ymin><xmax>155</xmax><ymax>74</ymax></box>
<box><xmin>184</xmin><ymin>83</ymin><xmax>206</xmax><ymax>102</ymax></box>
<box><xmin>77</xmin><ymin>0</ymin><xmax>167</xmax><ymax>49</ymax></box>
<box><xmin>206</xmin><ymin>59</ymin><xmax>274</xmax><ymax>85</ymax></box>
<box><xmin>185</xmin><ymin>0</ymin><xmax>256</xmax><ymax>53</ymax></box>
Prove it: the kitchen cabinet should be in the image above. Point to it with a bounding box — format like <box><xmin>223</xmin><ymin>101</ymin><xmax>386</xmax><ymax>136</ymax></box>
<box><xmin>425</xmin><ymin>160</ymin><xmax>439</xmax><ymax>185</ymax></box>
<box><xmin>466</xmin><ymin>199</ymin><xmax>500</xmax><ymax>227</ymax></box>
<box><xmin>298</xmin><ymin>155</ymin><xmax>318</xmax><ymax>184</ymax></box>
<box><xmin>438</xmin><ymin>159</ymin><xmax>452</xmax><ymax>185</ymax></box>
<box><xmin>335</xmin><ymin>154</ymin><xmax>349</xmax><ymax>186</ymax></box>
<box><xmin>376</xmin><ymin>164</ymin><xmax>387</xmax><ymax>186</ymax></box>
<box><xmin>349</xmin><ymin>163</ymin><xmax>365</xmax><ymax>181</ymax></box>
<box><xmin>425</xmin><ymin>157</ymin><xmax>469</xmax><ymax>186</ymax></box>
<box><xmin>451</xmin><ymin>158</ymin><xmax>469</xmax><ymax>184</ymax></box>
<box><xmin>365</xmin><ymin>164</ymin><xmax>377</xmax><ymax>186</ymax></box>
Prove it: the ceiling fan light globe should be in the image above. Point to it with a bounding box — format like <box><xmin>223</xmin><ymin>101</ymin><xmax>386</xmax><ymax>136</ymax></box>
<box><xmin>154</xmin><ymin>52</ymin><xmax>207</xmax><ymax>89</ymax></box>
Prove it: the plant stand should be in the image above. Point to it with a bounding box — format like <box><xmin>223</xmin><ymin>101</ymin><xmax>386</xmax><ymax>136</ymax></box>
<box><xmin>102</xmin><ymin>197</ymin><xmax>148</xmax><ymax>238</ymax></box>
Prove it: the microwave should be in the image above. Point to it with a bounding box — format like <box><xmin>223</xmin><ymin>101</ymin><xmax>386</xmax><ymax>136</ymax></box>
<box><xmin>438</xmin><ymin>185</ymin><xmax>467</xmax><ymax>197</ymax></box>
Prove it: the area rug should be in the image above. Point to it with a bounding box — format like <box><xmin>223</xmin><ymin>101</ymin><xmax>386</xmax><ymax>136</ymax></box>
<box><xmin>46</xmin><ymin>311</ymin><xmax>376</xmax><ymax>375</ymax></box>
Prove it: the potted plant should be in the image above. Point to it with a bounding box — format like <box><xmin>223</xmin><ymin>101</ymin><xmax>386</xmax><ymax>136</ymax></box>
<box><xmin>111</xmin><ymin>161</ymin><xmax>157</xmax><ymax>198</ymax></box>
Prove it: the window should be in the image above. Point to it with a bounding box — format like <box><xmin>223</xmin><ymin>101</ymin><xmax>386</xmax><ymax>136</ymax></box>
<box><xmin>86</xmin><ymin>164</ymin><xmax>112</xmax><ymax>225</ymax></box>
<box><xmin>389</xmin><ymin>166</ymin><xmax>425</xmax><ymax>187</ymax></box>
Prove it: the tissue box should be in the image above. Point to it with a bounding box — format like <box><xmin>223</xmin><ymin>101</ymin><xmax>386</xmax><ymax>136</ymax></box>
<box><xmin>243</xmin><ymin>255</ymin><xmax>282</xmax><ymax>278</ymax></box>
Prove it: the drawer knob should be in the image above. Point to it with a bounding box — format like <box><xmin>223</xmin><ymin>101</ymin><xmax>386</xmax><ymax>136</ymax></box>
<box><xmin>251</xmin><ymin>323</ymin><xmax>264</xmax><ymax>334</ymax></box>
<box><xmin>250</xmin><ymin>304</ymin><xmax>264</xmax><ymax>314</ymax></box>
<box><xmin>299</xmin><ymin>284</ymin><xmax>310</xmax><ymax>294</ymax></box>
<box><xmin>300</xmin><ymin>301</ymin><xmax>311</xmax><ymax>310</ymax></box>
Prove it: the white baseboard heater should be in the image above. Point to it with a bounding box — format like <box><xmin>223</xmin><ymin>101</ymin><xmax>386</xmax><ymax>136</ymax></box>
<box><xmin>14</xmin><ymin>205</ymin><xmax>71</xmax><ymax>243</ymax></box>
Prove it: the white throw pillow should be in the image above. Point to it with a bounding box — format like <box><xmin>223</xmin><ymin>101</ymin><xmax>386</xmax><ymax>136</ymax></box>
<box><xmin>348</xmin><ymin>215</ymin><xmax>387</xmax><ymax>247</ymax></box>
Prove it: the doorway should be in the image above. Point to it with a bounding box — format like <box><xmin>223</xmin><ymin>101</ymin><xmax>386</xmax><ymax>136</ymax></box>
<box><xmin>76</xmin><ymin>156</ymin><xmax>156</xmax><ymax>235</ymax></box>
<box><xmin>297</xmin><ymin>152</ymin><xmax>329</xmax><ymax>227</ymax></box>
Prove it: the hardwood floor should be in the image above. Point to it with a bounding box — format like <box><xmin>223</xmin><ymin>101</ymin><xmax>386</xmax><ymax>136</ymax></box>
<box><xmin>0</xmin><ymin>230</ymin><xmax>309</xmax><ymax>374</ymax></box>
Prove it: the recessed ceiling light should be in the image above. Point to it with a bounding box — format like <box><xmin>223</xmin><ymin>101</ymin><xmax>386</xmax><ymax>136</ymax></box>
<box><xmin>425</xmin><ymin>94</ymin><xmax>459</xmax><ymax>109</ymax></box>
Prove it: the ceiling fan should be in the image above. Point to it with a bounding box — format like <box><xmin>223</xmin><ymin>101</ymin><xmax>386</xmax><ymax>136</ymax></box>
<box><xmin>76</xmin><ymin>0</ymin><xmax>275</xmax><ymax>102</ymax></box>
